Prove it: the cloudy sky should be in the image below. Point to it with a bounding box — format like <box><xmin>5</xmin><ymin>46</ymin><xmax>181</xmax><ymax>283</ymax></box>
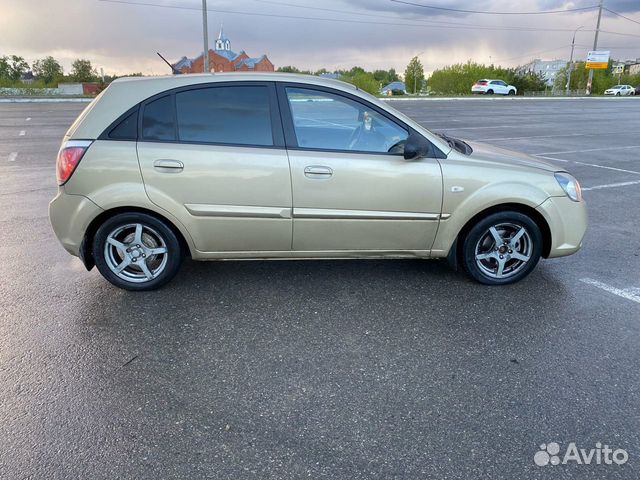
<box><xmin>1</xmin><ymin>0</ymin><xmax>639</xmax><ymax>76</ymax></box>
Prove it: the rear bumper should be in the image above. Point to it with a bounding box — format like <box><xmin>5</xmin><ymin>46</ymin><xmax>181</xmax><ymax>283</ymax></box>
<box><xmin>536</xmin><ymin>196</ymin><xmax>588</xmax><ymax>258</ymax></box>
<box><xmin>49</xmin><ymin>189</ymin><xmax>103</xmax><ymax>257</ymax></box>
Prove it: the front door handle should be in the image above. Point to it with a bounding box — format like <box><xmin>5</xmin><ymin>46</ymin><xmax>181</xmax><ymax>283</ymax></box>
<box><xmin>304</xmin><ymin>165</ymin><xmax>333</xmax><ymax>179</ymax></box>
<box><xmin>154</xmin><ymin>159</ymin><xmax>184</xmax><ymax>172</ymax></box>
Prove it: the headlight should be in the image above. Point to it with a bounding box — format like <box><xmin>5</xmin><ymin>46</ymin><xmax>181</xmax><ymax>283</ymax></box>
<box><xmin>555</xmin><ymin>172</ymin><xmax>582</xmax><ymax>202</ymax></box>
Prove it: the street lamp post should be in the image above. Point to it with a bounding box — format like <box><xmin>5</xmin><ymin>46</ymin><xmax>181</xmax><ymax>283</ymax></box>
<box><xmin>413</xmin><ymin>51</ymin><xmax>424</xmax><ymax>95</ymax></box>
<box><xmin>586</xmin><ymin>0</ymin><xmax>604</xmax><ymax>95</ymax></box>
<box><xmin>566</xmin><ymin>26</ymin><xmax>584</xmax><ymax>96</ymax></box>
<box><xmin>202</xmin><ymin>0</ymin><xmax>210</xmax><ymax>73</ymax></box>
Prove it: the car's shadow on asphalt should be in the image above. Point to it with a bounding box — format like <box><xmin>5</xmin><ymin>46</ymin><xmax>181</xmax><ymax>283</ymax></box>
<box><xmin>76</xmin><ymin>257</ymin><xmax>572</xmax><ymax>340</ymax></box>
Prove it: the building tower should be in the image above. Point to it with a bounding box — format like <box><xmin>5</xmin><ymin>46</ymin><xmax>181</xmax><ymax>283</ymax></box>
<box><xmin>215</xmin><ymin>25</ymin><xmax>230</xmax><ymax>51</ymax></box>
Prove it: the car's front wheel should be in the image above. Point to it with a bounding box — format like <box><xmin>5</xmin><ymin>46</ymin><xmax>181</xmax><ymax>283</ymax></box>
<box><xmin>93</xmin><ymin>213</ymin><xmax>182</xmax><ymax>290</ymax></box>
<box><xmin>461</xmin><ymin>211</ymin><xmax>542</xmax><ymax>285</ymax></box>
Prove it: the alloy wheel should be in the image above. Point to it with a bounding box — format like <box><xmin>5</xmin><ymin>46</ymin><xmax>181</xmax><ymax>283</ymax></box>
<box><xmin>103</xmin><ymin>223</ymin><xmax>169</xmax><ymax>283</ymax></box>
<box><xmin>474</xmin><ymin>223</ymin><xmax>533</xmax><ymax>279</ymax></box>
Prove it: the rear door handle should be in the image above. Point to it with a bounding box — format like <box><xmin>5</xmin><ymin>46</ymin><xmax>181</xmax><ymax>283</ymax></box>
<box><xmin>154</xmin><ymin>159</ymin><xmax>184</xmax><ymax>171</ymax></box>
<box><xmin>304</xmin><ymin>165</ymin><xmax>333</xmax><ymax>178</ymax></box>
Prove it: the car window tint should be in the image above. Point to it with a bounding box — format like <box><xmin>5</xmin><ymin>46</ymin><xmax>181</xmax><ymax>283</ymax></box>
<box><xmin>285</xmin><ymin>87</ymin><xmax>408</xmax><ymax>154</ymax></box>
<box><xmin>108</xmin><ymin>110</ymin><xmax>138</xmax><ymax>140</ymax></box>
<box><xmin>142</xmin><ymin>95</ymin><xmax>175</xmax><ymax>141</ymax></box>
<box><xmin>176</xmin><ymin>86</ymin><xmax>273</xmax><ymax>146</ymax></box>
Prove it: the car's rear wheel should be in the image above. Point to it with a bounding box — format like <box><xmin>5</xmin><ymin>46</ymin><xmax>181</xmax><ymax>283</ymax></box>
<box><xmin>487</xmin><ymin>89</ymin><xmax>494</xmax><ymax>95</ymax></box>
<box><xmin>461</xmin><ymin>211</ymin><xmax>542</xmax><ymax>285</ymax></box>
<box><xmin>93</xmin><ymin>213</ymin><xmax>182</xmax><ymax>290</ymax></box>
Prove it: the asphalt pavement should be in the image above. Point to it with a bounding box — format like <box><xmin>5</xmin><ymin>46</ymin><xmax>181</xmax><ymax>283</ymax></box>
<box><xmin>1</xmin><ymin>97</ymin><xmax>639</xmax><ymax>479</ymax></box>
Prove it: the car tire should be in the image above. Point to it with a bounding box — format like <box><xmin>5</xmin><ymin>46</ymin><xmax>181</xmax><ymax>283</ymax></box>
<box><xmin>508</xmin><ymin>90</ymin><xmax>516</xmax><ymax>96</ymax></box>
<box><xmin>461</xmin><ymin>211</ymin><xmax>543</xmax><ymax>285</ymax></box>
<box><xmin>93</xmin><ymin>212</ymin><xmax>182</xmax><ymax>291</ymax></box>
<box><xmin>487</xmin><ymin>89</ymin><xmax>494</xmax><ymax>95</ymax></box>
<box><xmin>616</xmin><ymin>92</ymin><xmax>621</xmax><ymax>96</ymax></box>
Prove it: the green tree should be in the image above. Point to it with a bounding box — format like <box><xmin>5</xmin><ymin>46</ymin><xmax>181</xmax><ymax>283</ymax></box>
<box><xmin>0</xmin><ymin>55</ymin><xmax>29</xmax><ymax>81</ymax></box>
<box><xmin>340</xmin><ymin>71</ymin><xmax>380</xmax><ymax>95</ymax></box>
<box><xmin>70</xmin><ymin>59</ymin><xmax>97</xmax><ymax>82</ymax></box>
<box><xmin>404</xmin><ymin>57</ymin><xmax>424</xmax><ymax>94</ymax></box>
<box><xmin>0</xmin><ymin>56</ymin><xmax>9</xmax><ymax>80</ymax></box>
<box><xmin>373</xmin><ymin>68</ymin><xmax>400</xmax><ymax>86</ymax></box>
<box><xmin>277</xmin><ymin>65</ymin><xmax>301</xmax><ymax>73</ymax></box>
<box><xmin>277</xmin><ymin>65</ymin><xmax>311</xmax><ymax>74</ymax></box>
<box><xmin>32</xmin><ymin>56</ymin><xmax>63</xmax><ymax>85</ymax></box>
<box><xmin>509</xmin><ymin>71</ymin><xmax>547</xmax><ymax>94</ymax></box>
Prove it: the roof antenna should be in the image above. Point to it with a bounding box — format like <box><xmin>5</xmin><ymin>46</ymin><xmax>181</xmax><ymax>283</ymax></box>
<box><xmin>157</xmin><ymin>52</ymin><xmax>182</xmax><ymax>75</ymax></box>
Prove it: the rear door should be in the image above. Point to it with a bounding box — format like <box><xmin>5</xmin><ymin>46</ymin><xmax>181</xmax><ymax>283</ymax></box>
<box><xmin>137</xmin><ymin>82</ymin><xmax>293</xmax><ymax>254</ymax></box>
<box><xmin>491</xmin><ymin>80</ymin><xmax>507</xmax><ymax>94</ymax></box>
<box><xmin>278</xmin><ymin>84</ymin><xmax>443</xmax><ymax>254</ymax></box>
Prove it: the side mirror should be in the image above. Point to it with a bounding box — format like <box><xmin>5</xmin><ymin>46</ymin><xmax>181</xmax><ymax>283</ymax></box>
<box><xmin>403</xmin><ymin>133</ymin><xmax>431</xmax><ymax>160</ymax></box>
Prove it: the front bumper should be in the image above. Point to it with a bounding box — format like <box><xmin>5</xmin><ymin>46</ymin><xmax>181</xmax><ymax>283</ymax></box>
<box><xmin>49</xmin><ymin>189</ymin><xmax>103</xmax><ymax>257</ymax></box>
<box><xmin>536</xmin><ymin>196</ymin><xmax>588</xmax><ymax>258</ymax></box>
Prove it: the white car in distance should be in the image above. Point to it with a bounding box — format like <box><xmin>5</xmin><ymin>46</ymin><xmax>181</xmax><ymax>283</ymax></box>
<box><xmin>472</xmin><ymin>79</ymin><xmax>517</xmax><ymax>95</ymax></box>
<box><xmin>604</xmin><ymin>85</ymin><xmax>634</xmax><ymax>96</ymax></box>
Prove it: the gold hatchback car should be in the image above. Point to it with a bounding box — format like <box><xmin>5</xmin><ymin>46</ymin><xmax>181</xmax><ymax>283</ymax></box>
<box><xmin>49</xmin><ymin>73</ymin><xmax>587</xmax><ymax>290</ymax></box>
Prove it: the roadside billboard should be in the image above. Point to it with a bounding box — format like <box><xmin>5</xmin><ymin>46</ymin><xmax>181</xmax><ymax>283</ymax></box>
<box><xmin>586</xmin><ymin>51</ymin><xmax>610</xmax><ymax>70</ymax></box>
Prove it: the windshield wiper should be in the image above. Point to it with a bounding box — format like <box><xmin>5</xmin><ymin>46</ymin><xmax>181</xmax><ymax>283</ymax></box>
<box><xmin>436</xmin><ymin>133</ymin><xmax>473</xmax><ymax>155</ymax></box>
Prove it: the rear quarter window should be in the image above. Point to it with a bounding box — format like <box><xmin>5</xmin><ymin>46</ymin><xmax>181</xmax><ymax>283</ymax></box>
<box><xmin>107</xmin><ymin>109</ymin><xmax>138</xmax><ymax>140</ymax></box>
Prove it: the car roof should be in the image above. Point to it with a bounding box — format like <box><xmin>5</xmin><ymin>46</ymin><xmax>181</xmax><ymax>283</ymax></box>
<box><xmin>111</xmin><ymin>72</ymin><xmax>358</xmax><ymax>92</ymax></box>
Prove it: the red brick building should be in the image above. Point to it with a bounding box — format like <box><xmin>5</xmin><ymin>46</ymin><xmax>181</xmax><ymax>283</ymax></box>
<box><xmin>173</xmin><ymin>27</ymin><xmax>274</xmax><ymax>74</ymax></box>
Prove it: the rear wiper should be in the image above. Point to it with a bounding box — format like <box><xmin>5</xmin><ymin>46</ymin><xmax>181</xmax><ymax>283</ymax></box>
<box><xmin>436</xmin><ymin>133</ymin><xmax>473</xmax><ymax>155</ymax></box>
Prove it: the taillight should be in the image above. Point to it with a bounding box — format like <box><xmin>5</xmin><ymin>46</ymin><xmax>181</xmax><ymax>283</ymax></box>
<box><xmin>56</xmin><ymin>140</ymin><xmax>92</xmax><ymax>185</ymax></box>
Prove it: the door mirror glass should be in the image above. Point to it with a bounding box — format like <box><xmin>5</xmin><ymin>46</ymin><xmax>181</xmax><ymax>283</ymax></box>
<box><xmin>403</xmin><ymin>133</ymin><xmax>431</xmax><ymax>160</ymax></box>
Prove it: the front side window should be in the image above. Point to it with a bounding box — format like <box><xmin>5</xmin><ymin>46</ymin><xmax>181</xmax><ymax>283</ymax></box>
<box><xmin>176</xmin><ymin>86</ymin><xmax>273</xmax><ymax>146</ymax></box>
<box><xmin>285</xmin><ymin>87</ymin><xmax>408</xmax><ymax>154</ymax></box>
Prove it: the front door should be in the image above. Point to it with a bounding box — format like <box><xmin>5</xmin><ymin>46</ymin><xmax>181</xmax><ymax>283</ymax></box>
<box><xmin>278</xmin><ymin>85</ymin><xmax>443</xmax><ymax>254</ymax></box>
<box><xmin>137</xmin><ymin>82</ymin><xmax>292</xmax><ymax>254</ymax></box>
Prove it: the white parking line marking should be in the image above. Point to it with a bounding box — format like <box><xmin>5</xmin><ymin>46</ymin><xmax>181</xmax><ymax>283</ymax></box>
<box><xmin>8</xmin><ymin>152</ymin><xmax>18</xmax><ymax>162</ymax></box>
<box><xmin>573</xmin><ymin>161</ymin><xmax>640</xmax><ymax>175</ymax></box>
<box><xmin>533</xmin><ymin>154</ymin><xmax>569</xmax><ymax>163</ymax></box>
<box><xmin>437</xmin><ymin>125</ymin><xmax>516</xmax><ymax>131</ymax></box>
<box><xmin>582</xmin><ymin>180</ymin><xmax>640</xmax><ymax>191</ymax></box>
<box><xmin>25</xmin><ymin>117</ymin><xmax>31</xmax><ymax>121</ymax></box>
<box><xmin>580</xmin><ymin>278</ymin><xmax>640</xmax><ymax>305</ymax></box>
<box><xmin>536</xmin><ymin>145</ymin><xmax>640</xmax><ymax>156</ymax></box>
<box><xmin>19</xmin><ymin>130</ymin><xmax>25</xmax><ymax>136</ymax></box>
<box><xmin>482</xmin><ymin>133</ymin><xmax>586</xmax><ymax>141</ymax></box>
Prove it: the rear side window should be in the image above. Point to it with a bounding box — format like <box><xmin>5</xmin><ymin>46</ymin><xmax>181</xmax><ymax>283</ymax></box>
<box><xmin>142</xmin><ymin>95</ymin><xmax>175</xmax><ymax>141</ymax></box>
<box><xmin>175</xmin><ymin>86</ymin><xmax>273</xmax><ymax>146</ymax></box>
<box><xmin>108</xmin><ymin>109</ymin><xmax>138</xmax><ymax>140</ymax></box>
